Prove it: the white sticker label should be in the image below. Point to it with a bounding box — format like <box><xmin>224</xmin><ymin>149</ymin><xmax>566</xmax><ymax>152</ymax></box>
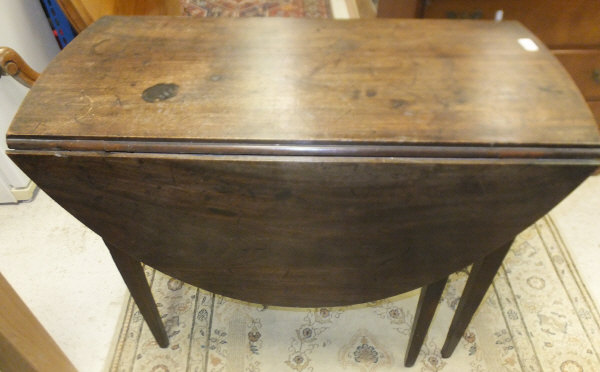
<box><xmin>494</xmin><ymin>10</ymin><xmax>504</xmax><ymax>21</ymax></box>
<box><xmin>518</xmin><ymin>38</ymin><xmax>539</xmax><ymax>52</ymax></box>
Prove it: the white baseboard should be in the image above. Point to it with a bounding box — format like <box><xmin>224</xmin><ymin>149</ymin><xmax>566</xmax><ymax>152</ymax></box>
<box><xmin>11</xmin><ymin>181</ymin><xmax>37</xmax><ymax>202</ymax></box>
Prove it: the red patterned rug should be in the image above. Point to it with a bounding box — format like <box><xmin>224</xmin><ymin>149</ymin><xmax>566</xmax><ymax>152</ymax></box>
<box><xmin>180</xmin><ymin>0</ymin><xmax>331</xmax><ymax>18</ymax></box>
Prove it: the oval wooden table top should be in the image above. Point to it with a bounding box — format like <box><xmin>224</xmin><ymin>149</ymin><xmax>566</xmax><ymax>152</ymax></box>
<box><xmin>7</xmin><ymin>16</ymin><xmax>600</xmax><ymax>305</ymax></box>
<box><xmin>7</xmin><ymin>17</ymin><xmax>600</xmax><ymax>155</ymax></box>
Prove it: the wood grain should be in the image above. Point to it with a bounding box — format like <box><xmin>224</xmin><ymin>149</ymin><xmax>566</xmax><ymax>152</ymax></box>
<box><xmin>7</xmin><ymin>17</ymin><xmax>600</xmax><ymax>148</ymax></box>
<box><xmin>56</xmin><ymin>0</ymin><xmax>96</xmax><ymax>32</ymax></box>
<box><xmin>377</xmin><ymin>0</ymin><xmax>424</xmax><ymax>18</ymax></box>
<box><xmin>0</xmin><ymin>273</ymin><xmax>77</xmax><ymax>372</ymax></box>
<box><xmin>8</xmin><ymin>151</ymin><xmax>596</xmax><ymax>306</ymax></box>
<box><xmin>554</xmin><ymin>50</ymin><xmax>600</xmax><ymax>101</ymax></box>
<box><xmin>0</xmin><ymin>47</ymin><xmax>39</xmax><ymax>88</ymax></box>
<box><xmin>56</xmin><ymin>0</ymin><xmax>181</xmax><ymax>32</ymax></box>
<box><xmin>590</xmin><ymin>101</ymin><xmax>600</xmax><ymax>127</ymax></box>
<box><xmin>420</xmin><ymin>0</ymin><xmax>600</xmax><ymax>49</ymax></box>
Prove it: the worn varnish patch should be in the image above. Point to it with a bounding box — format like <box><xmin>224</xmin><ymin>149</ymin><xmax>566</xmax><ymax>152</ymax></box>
<box><xmin>142</xmin><ymin>83</ymin><xmax>179</xmax><ymax>103</ymax></box>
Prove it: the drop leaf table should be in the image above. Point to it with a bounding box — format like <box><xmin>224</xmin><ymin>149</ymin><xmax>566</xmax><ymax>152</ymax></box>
<box><xmin>5</xmin><ymin>17</ymin><xmax>600</xmax><ymax>367</ymax></box>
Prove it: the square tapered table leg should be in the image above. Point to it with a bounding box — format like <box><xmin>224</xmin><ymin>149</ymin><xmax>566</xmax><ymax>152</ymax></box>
<box><xmin>441</xmin><ymin>239</ymin><xmax>513</xmax><ymax>358</ymax></box>
<box><xmin>105</xmin><ymin>241</ymin><xmax>169</xmax><ymax>348</ymax></box>
<box><xmin>405</xmin><ymin>276</ymin><xmax>448</xmax><ymax>367</ymax></box>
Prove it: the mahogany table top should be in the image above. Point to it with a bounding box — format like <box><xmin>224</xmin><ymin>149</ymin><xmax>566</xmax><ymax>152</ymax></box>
<box><xmin>6</xmin><ymin>17</ymin><xmax>600</xmax><ymax>308</ymax></box>
<box><xmin>8</xmin><ymin>17</ymin><xmax>600</xmax><ymax>156</ymax></box>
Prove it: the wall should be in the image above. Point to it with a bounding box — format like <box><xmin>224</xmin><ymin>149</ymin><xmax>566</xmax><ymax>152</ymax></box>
<box><xmin>0</xmin><ymin>0</ymin><xmax>60</xmax><ymax>203</ymax></box>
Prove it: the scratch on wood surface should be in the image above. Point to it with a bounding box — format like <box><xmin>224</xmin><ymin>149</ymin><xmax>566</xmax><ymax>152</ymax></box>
<box><xmin>333</xmin><ymin>109</ymin><xmax>352</xmax><ymax>123</ymax></box>
<box><xmin>308</xmin><ymin>57</ymin><xmax>342</xmax><ymax>78</ymax></box>
<box><xmin>74</xmin><ymin>91</ymin><xmax>94</xmax><ymax>123</ymax></box>
<box><xmin>91</xmin><ymin>39</ymin><xmax>110</xmax><ymax>55</ymax></box>
<box><xmin>308</xmin><ymin>62</ymin><xmax>327</xmax><ymax>77</ymax></box>
<box><xmin>31</xmin><ymin>121</ymin><xmax>42</xmax><ymax>134</ymax></box>
<box><xmin>169</xmin><ymin>167</ymin><xmax>177</xmax><ymax>185</ymax></box>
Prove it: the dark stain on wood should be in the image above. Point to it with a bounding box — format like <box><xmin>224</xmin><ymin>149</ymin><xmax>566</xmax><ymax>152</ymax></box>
<box><xmin>141</xmin><ymin>83</ymin><xmax>179</xmax><ymax>103</ymax></box>
<box><xmin>208</xmin><ymin>207</ymin><xmax>238</xmax><ymax>217</ymax></box>
<box><xmin>390</xmin><ymin>99</ymin><xmax>408</xmax><ymax>108</ymax></box>
<box><xmin>275</xmin><ymin>189</ymin><xmax>293</xmax><ymax>200</ymax></box>
<box><xmin>366</xmin><ymin>89</ymin><xmax>377</xmax><ymax>97</ymax></box>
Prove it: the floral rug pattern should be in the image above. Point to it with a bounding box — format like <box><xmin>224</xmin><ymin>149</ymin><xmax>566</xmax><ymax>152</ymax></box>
<box><xmin>180</xmin><ymin>0</ymin><xmax>331</xmax><ymax>18</ymax></box>
<box><xmin>109</xmin><ymin>216</ymin><xmax>600</xmax><ymax>371</ymax></box>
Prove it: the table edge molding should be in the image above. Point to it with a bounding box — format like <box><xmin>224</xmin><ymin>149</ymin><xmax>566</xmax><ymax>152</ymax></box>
<box><xmin>7</xmin><ymin>138</ymin><xmax>600</xmax><ymax>162</ymax></box>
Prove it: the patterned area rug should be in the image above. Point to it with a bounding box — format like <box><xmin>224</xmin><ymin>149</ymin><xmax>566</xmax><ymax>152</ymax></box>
<box><xmin>179</xmin><ymin>0</ymin><xmax>331</xmax><ymax>18</ymax></box>
<box><xmin>108</xmin><ymin>216</ymin><xmax>600</xmax><ymax>371</ymax></box>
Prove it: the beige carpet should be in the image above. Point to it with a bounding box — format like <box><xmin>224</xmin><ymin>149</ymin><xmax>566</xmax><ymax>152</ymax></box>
<box><xmin>109</xmin><ymin>216</ymin><xmax>600</xmax><ymax>372</ymax></box>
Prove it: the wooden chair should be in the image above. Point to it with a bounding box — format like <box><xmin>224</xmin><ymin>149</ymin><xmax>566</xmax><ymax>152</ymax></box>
<box><xmin>0</xmin><ymin>47</ymin><xmax>39</xmax><ymax>89</ymax></box>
